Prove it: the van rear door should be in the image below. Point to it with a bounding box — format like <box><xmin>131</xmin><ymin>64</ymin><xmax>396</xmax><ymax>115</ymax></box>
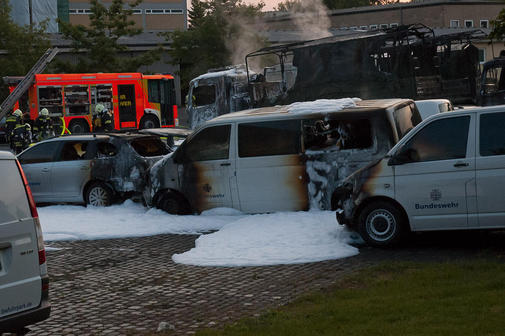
<box><xmin>0</xmin><ymin>158</ymin><xmax>42</xmax><ymax>318</ymax></box>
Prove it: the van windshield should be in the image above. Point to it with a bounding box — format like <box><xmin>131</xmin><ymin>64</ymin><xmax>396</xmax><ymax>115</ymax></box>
<box><xmin>393</xmin><ymin>104</ymin><xmax>422</xmax><ymax>139</ymax></box>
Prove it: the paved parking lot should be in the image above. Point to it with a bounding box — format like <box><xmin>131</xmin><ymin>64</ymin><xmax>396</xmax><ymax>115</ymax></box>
<box><xmin>27</xmin><ymin>231</ymin><xmax>505</xmax><ymax>335</ymax></box>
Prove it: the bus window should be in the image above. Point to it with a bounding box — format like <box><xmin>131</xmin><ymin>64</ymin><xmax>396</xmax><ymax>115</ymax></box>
<box><xmin>148</xmin><ymin>80</ymin><xmax>160</xmax><ymax>103</ymax></box>
<box><xmin>38</xmin><ymin>87</ymin><xmax>63</xmax><ymax>116</ymax></box>
<box><xmin>193</xmin><ymin>85</ymin><xmax>216</xmax><ymax>106</ymax></box>
<box><xmin>65</xmin><ymin>85</ymin><xmax>90</xmax><ymax>116</ymax></box>
<box><xmin>90</xmin><ymin>84</ymin><xmax>113</xmax><ymax>114</ymax></box>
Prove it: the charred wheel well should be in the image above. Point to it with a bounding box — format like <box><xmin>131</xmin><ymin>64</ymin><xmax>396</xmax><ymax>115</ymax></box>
<box><xmin>153</xmin><ymin>188</ymin><xmax>190</xmax><ymax>209</ymax></box>
<box><xmin>352</xmin><ymin>196</ymin><xmax>410</xmax><ymax>230</ymax></box>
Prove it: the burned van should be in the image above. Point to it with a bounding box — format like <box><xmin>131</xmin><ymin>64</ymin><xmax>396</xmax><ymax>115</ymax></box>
<box><xmin>147</xmin><ymin>98</ymin><xmax>421</xmax><ymax>214</ymax></box>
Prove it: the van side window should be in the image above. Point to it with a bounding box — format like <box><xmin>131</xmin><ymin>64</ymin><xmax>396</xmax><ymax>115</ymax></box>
<box><xmin>181</xmin><ymin>124</ymin><xmax>230</xmax><ymax>162</ymax></box>
<box><xmin>303</xmin><ymin>119</ymin><xmax>372</xmax><ymax>150</ymax></box>
<box><xmin>393</xmin><ymin>104</ymin><xmax>422</xmax><ymax>139</ymax></box>
<box><xmin>17</xmin><ymin>142</ymin><xmax>60</xmax><ymax>164</ymax></box>
<box><xmin>480</xmin><ymin>112</ymin><xmax>505</xmax><ymax>156</ymax></box>
<box><xmin>238</xmin><ymin>120</ymin><xmax>301</xmax><ymax>157</ymax></box>
<box><xmin>401</xmin><ymin>116</ymin><xmax>470</xmax><ymax>162</ymax></box>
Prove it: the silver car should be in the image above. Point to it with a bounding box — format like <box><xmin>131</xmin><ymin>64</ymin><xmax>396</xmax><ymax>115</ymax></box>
<box><xmin>17</xmin><ymin>133</ymin><xmax>169</xmax><ymax>206</ymax></box>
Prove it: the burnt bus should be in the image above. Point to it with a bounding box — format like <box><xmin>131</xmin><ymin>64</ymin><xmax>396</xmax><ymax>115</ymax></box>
<box><xmin>186</xmin><ymin>24</ymin><xmax>482</xmax><ymax>129</ymax></box>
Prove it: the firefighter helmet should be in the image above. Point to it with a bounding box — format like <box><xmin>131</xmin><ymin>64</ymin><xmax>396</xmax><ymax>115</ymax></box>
<box><xmin>95</xmin><ymin>104</ymin><xmax>105</xmax><ymax>114</ymax></box>
<box><xmin>40</xmin><ymin>108</ymin><xmax>49</xmax><ymax>116</ymax></box>
<box><xmin>13</xmin><ymin>109</ymin><xmax>22</xmax><ymax>117</ymax></box>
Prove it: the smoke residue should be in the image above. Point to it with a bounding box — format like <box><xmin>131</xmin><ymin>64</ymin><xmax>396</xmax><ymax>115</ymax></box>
<box><xmin>225</xmin><ymin>14</ymin><xmax>269</xmax><ymax>67</ymax></box>
<box><xmin>282</xmin><ymin>0</ymin><xmax>333</xmax><ymax>40</ymax></box>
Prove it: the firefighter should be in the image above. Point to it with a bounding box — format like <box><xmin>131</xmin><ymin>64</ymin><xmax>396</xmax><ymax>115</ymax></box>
<box><xmin>5</xmin><ymin>109</ymin><xmax>22</xmax><ymax>142</ymax></box>
<box><xmin>33</xmin><ymin>108</ymin><xmax>54</xmax><ymax>142</ymax></box>
<box><xmin>93</xmin><ymin>104</ymin><xmax>113</xmax><ymax>132</ymax></box>
<box><xmin>102</xmin><ymin>107</ymin><xmax>113</xmax><ymax>132</ymax></box>
<box><xmin>10</xmin><ymin>121</ymin><xmax>32</xmax><ymax>154</ymax></box>
<box><xmin>93</xmin><ymin>104</ymin><xmax>105</xmax><ymax>132</ymax></box>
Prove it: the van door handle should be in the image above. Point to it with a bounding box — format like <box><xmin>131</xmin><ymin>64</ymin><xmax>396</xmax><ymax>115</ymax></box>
<box><xmin>220</xmin><ymin>162</ymin><xmax>231</xmax><ymax>167</ymax></box>
<box><xmin>454</xmin><ymin>162</ymin><xmax>469</xmax><ymax>167</ymax></box>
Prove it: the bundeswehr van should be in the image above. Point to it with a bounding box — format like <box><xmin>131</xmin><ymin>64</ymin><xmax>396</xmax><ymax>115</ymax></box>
<box><xmin>0</xmin><ymin>151</ymin><xmax>50</xmax><ymax>333</ymax></box>
<box><xmin>147</xmin><ymin>99</ymin><xmax>421</xmax><ymax>214</ymax></box>
<box><xmin>335</xmin><ymin>105</ymin><xmax>505</xmax><ymax>246</ymax></box>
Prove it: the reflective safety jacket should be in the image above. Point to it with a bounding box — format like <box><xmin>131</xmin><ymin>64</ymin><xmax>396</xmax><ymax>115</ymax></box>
<box><xmin>10</xmin><ymin>124</ymin><xmax>31</xmax><ymax>153</ymax></box>
<box><xmin>33</xmin><ymin>115</ymin><xmax>54</xmax><ymax>141</ymax></box>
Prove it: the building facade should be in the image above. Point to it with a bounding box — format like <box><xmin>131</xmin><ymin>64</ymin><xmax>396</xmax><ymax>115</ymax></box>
<box><xmin>67</xmin><ymin>0</ymin><xmax>187</xmax><ymax>32</ymax></box>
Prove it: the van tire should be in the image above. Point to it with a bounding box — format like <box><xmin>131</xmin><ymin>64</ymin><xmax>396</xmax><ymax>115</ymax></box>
<box><xmin>358</xmin><ymin>201</ymin><xmax>405</xmax><ymax>247</ymax></box>
<box><xmin>85</xmin><ymin>182</ymin><xmax>113</xmax><ymax>207</ymax></box>
<box><xmin>140</xmin><ymin>115</ymin><xmax>160</xmax><ymax>129</ymax></box>
<box><xmin>157</xmin><ymin>191</ymin><xmax>190</xmax><ymax>215</ymax></box>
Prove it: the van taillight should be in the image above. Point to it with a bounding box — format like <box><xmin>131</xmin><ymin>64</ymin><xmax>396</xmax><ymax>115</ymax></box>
<box><xmin>35</xmin><ymin>218</ymin><xmax>46</xmax><ymax>265</ymax></box>
<box><xmin>15</xmin><ymin>159</ymin><xmax>38</xmax><ymax>218</ymax></box>
<box><xmin>16</xmin><ymin>160</ymin><xmax>46</xmax><ymax>265</ymax></box>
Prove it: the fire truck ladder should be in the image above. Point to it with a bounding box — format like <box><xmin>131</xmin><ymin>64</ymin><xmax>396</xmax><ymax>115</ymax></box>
<box><xmin>0</xmin><ymin>47</ymin><xmax>59</xmax><ymax>120</ymax></box>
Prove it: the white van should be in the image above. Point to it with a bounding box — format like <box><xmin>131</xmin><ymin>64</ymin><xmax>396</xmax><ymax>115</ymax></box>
<box><xmin>147</xmin><ymin>99</ymin><xmax>421</xmax><ymax>214</ymax></box>
<box><xmin>335</xmin><ymin>105</ymin><xmax>505</xmax><ymax>247</ymax></box>
<box><xmin>414</xmin><ymin>99</ymin><xmax>453</xmax><ymax>119</ymax></box>
<box><xmin>0</xmin><ymin>151</ymin><xmax>50</xmax><ymax>333</ymax></box>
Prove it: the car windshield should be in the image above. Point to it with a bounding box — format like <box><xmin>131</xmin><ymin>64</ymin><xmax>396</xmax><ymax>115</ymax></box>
<box><xmin>130</xmin><ymin>137</ymin><xmax>169</xmax><ymax>157</ymax></box>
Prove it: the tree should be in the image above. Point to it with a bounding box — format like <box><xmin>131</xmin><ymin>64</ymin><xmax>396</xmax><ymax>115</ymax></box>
<box><xmin>490</xmin><ymin>9</ymin><xmax>505</xmax><ymax>42</ymax></box>
<box><xmin>166</xmin><ymin>0</ymin><xmax>266</xmax><ymax>94</ymax></box>
<box><xmin>55</xmin><ymin>0</ymin><xmax>161</xmax><ymax>73</ymax></box>
<box><xmin>0</xmin><ymin>0</ymin><xmax>50</xmax><ymax>101</ymax></box>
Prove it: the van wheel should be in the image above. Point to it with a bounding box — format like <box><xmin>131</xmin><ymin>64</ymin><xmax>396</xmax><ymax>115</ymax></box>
<box><xmin>86</xmin><ymin>182</ymin><xmax>113</xmax><ymax>207</ymax></box>
<box><xmin>140</xmin><ymin>115</ymin><xmax>160</xmax><ymax>129</ymax></box>
<box><xmin>157</xmin><ymin>192</ymin><xmax>190</xmax><ymax>215</ymax></box>
<box><xmin>358</xmin><ymin>201</ymin><xmax>405</xmax><ymax>247</ymax></box>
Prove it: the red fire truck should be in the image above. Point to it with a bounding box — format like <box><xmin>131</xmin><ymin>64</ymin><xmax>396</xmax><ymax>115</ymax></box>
<box><xmin>5</xmin><ymin>72</ymin><xmax>178</xmax><ymax>133</ymax></box>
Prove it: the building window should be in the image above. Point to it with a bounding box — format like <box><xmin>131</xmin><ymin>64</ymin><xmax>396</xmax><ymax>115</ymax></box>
<box><xmin>450</xmin><ymin>20</ymin><xmax>460</xmax><ymax>28</ymax></box>
<box><xmin>390</xmin><ymin>23</ymin><xmax>398</xmax><ymax>28</ymax></box>
<box><xmin>480</xmin><ymin>20</ymin><xmax>489</xmax><ymax>28</ymax></box>
<box><xmin>359</xmin><ymin>25</ymin><xmax>368</xmax><ymax>30</ymax></box>
<box><xmin>131</xmin><ymin>9</ymin><xmax>142</xmax><ymax>14</ymax></box>
<box><xmin>370</xmin><ymin>24</ymin><xmax>378</xmax><ymax>30</ymax></box>
<box><xmin>380</xmin><ymin>23</ymin><xmax>389</xmax><ymax>29</ymax></box>
<box><xmin>70</xmin><ymin>9</ymin><xmax>92</xmax><ymax>15</ymax></box>
<box><xmin>464</xmin><ymin>20</ymin><xmax>474</xmax><ymax>28</ymax></box>
<box><xmin>479</xmin><ymin>48</ymin><xmax>486</xmax><ymax>64</ymax></box>
<box><xmin>145</xmin><ymin>8</ymin><xmax>184</xmax><ymax>15</ymax></box>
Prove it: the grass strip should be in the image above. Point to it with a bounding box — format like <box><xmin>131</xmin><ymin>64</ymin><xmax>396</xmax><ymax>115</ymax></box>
<box><xmin>196</xmin><ymin>260</ymin><xmax>505</xmax><ymax>336</ymax></box>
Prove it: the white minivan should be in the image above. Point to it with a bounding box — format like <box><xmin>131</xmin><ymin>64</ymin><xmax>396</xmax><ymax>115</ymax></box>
<box><xmin>335</xmin><ymin>105</ymin><xmax>505</xmax><ymax>246</ymax></box>
<box><xmin>147</xmin><ymin>99</ymin><xmax>421</xmax><ymax>214</ymax></box>
<box><xmin>0</xmin><ymin>151</ymin><xmax>50</xmax><ymax>333</ymax></box>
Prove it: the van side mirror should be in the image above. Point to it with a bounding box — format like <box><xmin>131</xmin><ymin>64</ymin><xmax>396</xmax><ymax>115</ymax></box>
<box><xmin>388</xmin><ymin>148</ymin><xmax>419</xmax><ymax>165</ymax></box>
